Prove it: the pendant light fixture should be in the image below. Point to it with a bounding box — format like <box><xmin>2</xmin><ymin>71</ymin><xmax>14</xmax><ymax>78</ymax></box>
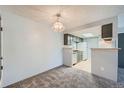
<box><xmin>52</xmin><ymin>6</ymin><xmax>65</xmax><ymax>32</ymax></box>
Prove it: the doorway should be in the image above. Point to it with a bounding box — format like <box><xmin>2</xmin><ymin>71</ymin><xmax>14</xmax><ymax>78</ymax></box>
<box><xmin>118</xmin><ymin>33</ymin><xmax>124</xmax><ymax>68</ymax></box>
<box><xmin>118</xmin><ymin>33</ymin><xmax>124</xmax><ymax>83</ymax></box>
<box><xmin>68</xmin><ymin>25</ymin><xmax>101</xmax><ymax>73</ymax></box>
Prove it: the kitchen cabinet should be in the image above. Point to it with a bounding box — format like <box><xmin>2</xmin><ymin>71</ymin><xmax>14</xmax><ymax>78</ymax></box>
<box><xmin>63</xmin><ymin>47</ymin><xmax>73</xmax><ymax>66</ymax></box>
<box><xmin>64</xmin><ymin>34</ymin><xmax>71</xmax><ymax>45</ymax></box>
<box><xmin>63</xmin><ymin>47</ymin><xmax>83</xmax><ymax>66</ymax></box>
<box><xmin>72</xmin><ymin>52</ymin><xmax>77</xmax><ymax>64</ymax></box>
<box><xmin>77</xmin><ymin>51</ymin><xmax>83</xmax><ymax>62</ymax></box>
<box><xmin>64</xmin><ymin>34</ymin><xmax>83</xmax><ymax>45</ymax></box>
<box><xmin>101</xmin><ymin>23</ymin><xmax>112</xmax><ymax>40</ymax></box>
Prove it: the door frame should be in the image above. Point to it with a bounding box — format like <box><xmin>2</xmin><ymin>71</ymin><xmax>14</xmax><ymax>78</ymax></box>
<box><xmin>0</xmin><ymin>15</ymin><xmax>3</xmax><ymax>87</ymax></box>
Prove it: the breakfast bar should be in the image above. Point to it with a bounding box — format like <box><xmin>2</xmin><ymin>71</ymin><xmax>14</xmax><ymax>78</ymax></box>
<box><xmin>91</xmin><ymin>48</ymin><xmax>120</xmax><ymax>81</ymax></box>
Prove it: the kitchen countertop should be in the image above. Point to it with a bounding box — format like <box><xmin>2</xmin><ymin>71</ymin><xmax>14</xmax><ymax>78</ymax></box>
<box><xmin>63</xmin><ymin>46</ymin><xmax>83</xmax><ymax>51</ymax></box>
<box><xmin>91</xmin><ymin>48</ymin><xmax>121</xmax><ymax>50</ymax></box>
<box><xmin>73</xmin><ymin>49</ymin><xmax>83</xmax><ymax>51</ymax></box>
<box><xmin>63</xmin><ymin>45</ymin><xmax>73</xmax><ymax>48</ymax></box>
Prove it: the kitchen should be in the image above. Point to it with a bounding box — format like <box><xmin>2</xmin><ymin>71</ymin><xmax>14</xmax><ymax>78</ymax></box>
<box><xmin>63</xmin><ymin>19</ymin><xmax>120</xmax><ymax>82</ymax></box>
<box><xmin>63</xmin><ymin>25</ymin><xmax>100</xmax><ymax>72</ymax></box>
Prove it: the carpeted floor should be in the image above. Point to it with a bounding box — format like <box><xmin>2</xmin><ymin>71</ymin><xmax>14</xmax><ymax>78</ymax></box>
<box><xmin>6</xmin><ymin>66</ymin><xmax>124</xmax><ymax>88</ymax></box>
<box><xmin>117</xmin><ymin>67</ymin><xmax>124</xmax><ymax>87</ymax></box>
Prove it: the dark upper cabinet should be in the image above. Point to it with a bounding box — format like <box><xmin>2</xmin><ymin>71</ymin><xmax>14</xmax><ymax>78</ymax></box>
<box><xmin>64</xmin><ymin>34</ymin><xmax>68</xmax><ymax>45</ymax></box>
<box><xmin>64</xmin><ymin>34</ymin><xmax>83</xmax><ymax>45</ymax></box>
<box><xmin>64</xmin><ymin>34</ymin><xmax>71</xmax><ymax>45</ymax></box>
<box><xmin>79</xmin><ymin>38</ymin><xmax>83</xmax><ymax>42</ymax></box>
<box><xmin>101</xmin><ymin>23</ymin><xmax>113</xmax><ymax>39</ymax></box>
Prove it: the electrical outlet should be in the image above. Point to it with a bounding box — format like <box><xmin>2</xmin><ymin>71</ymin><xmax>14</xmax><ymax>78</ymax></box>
<box><xmin>100</xmin><ymin>67</ymin><xmax>104</xmax><ymax>71</ymax></box>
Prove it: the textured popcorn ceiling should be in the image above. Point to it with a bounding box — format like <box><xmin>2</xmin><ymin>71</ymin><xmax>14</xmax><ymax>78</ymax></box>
<box><xmin>1</xmin><ymin>5</ymin><xmax>124</xmax><ymax>31</ymax></box>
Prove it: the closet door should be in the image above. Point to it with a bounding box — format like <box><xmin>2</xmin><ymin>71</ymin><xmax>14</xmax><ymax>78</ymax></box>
<box><xmin>118</xmin><ymin>33</ymin><xmax>124</xmax><ymax>68</ymax></box>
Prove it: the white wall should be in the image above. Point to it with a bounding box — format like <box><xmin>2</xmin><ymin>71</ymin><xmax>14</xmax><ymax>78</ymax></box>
<box><xmin>118</xmin><ymin>27</ymin><xmax>124</xmax><ymax>33</ymax></box>
<box><xmin>118</xmin><ymin>14</ymin><xmax>124</xmax><ymax>34</ymax></box>
<box><xmin>0</xmin><ymin>11</ymin><xmax>63</xmax><ymax>87</ymax></box>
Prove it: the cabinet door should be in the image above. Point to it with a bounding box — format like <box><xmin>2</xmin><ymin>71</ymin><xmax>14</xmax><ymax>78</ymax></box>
<box><xmin>72</xmin><ymin>53</ymin><xmax>77</xmax><ymax>64</ymax></box>
<box><xmin>64</xmin><ymin>34</ymin><xmax>83</xmax><ymax>45</ymax></box>
<box><xmin>68</xmin><ymin>34</ymin><xmax>71</xmax><ymax>45</ymax></box>
<box><xmin>64</xmin><ymin>34</ymin><xmax>68</xmax><ymax>45</ymax></box>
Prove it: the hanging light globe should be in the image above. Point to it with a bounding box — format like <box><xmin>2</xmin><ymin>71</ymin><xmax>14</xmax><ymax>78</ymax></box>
<box><xmin>52</xmin><ymin>21</ymin><xmax>65</xmax><ymax>32</ymax></box>
<box><xmin>52</xmin><ymin>13</ymin><xmax>65</xmax><ymax>32</ymax></box>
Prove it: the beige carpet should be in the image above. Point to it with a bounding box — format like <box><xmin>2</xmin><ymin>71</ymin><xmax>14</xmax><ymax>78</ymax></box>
<box><xmin>6</xmin><ymin>66</ymin><xmax>124</xmax><ymax>88</ymax></box>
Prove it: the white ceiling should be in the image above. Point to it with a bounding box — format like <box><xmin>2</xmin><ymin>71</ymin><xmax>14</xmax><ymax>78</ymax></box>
<box><xmin>69</xmin><ymin>25</ymin><xmax>101</xmax><ymax>38</ymax></box>
<box><xmin>1</xmin><ymin>5</ymin><xmax>124</xmax><ymax>30</ymax></box>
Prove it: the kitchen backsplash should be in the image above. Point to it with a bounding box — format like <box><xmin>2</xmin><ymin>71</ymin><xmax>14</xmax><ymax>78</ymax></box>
<box><xmin>99</xmin><ymin>39</ymin><xmax>113</xmax><ymax>48</ymax></box>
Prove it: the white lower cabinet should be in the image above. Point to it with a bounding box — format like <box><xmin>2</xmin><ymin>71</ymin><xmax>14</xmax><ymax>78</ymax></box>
<box><xmin>63</xmin><ymin>47</ymin><xmax>73</xmax><ymax>66</ymax></box>
<box><xmin>63</xmin><ymin>47</ymin><xmax>83</xmax><ymax>66</ymax></box>
<box><xmin>72</xmin><ymin>53</ymin><xmax>77</xmax><ymax>64</ymax></box>
<box><xmin>63</xmin><ymin>47</ymin><xmax>78</xmax><ymax>66</ymax></box>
